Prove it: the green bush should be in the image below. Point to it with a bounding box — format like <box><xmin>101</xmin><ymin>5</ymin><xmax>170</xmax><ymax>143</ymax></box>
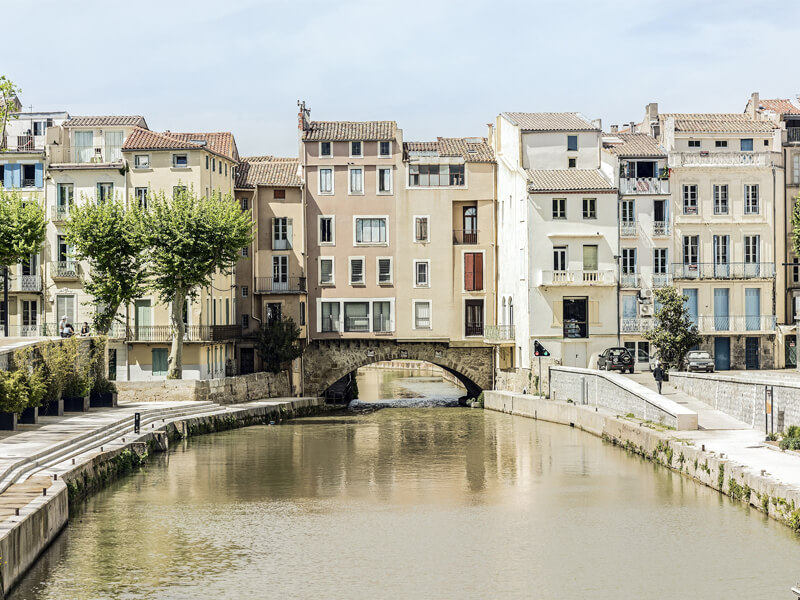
<box><xmin>0</xmin><ymin>370</ymin><xmax>35</xmax><ymax>414</ymax></box>
<box><xmin>89</xmin><ymin>337</ymin><xmax>116</xmax><ymax>396</ymax></box>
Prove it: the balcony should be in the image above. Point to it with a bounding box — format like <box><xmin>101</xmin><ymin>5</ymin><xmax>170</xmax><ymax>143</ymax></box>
<box><xmin>50</xmin><ymin>261</ymin><xmax>81</xmax><ymax>280</ymax></box>
<box><xmin>671</xmin><ymin>262</ymin><xmax>775</xmax><ymax>280</ymax></box>
<box><xmin>619</xmin><ymin>178</ymin><xmax>670</xmax><ymax>195</ymax></box>
<box><xmin>484</xmin><ymin>325</ymin><xmax>515</xmax><ymax>343</ymax></box>
<box><xmin>51</xmin><ymin>206</ymin><xmax>70</xmax><ymax>222</ymax></box>
<box><xmin>0</xmin><ymin>324</ymin><xmax>45</xmax><ymax>338</ymax></box>
<box><xmin>4</xmin><ymin>134</ymin><xmax>45</xmax><ymax>152</ymax></box>
<box><xmin>0</xmin><ymin>273</ymin><xmax>42</xmax><ymax>293</ymax></box>
<box><xmin>541</xmin><ymin>270</ymin><xmax>615</xmax><ymax>286</ymax></box>
<box><xmin>620</xmin><ymin>273</ymin><xmax>640</xmax><ymax>288</ymax></box>
<box><xmin>653</xmin><ymin>221</ymin><xmax>670</xmax><ymax>237</ymax></box>
<box><xmin>620</xmin><ymin>221</ymin><xmax>638</xmax><ymax>237</ymax></box>
<box><xmin>695</xmin><ymin>315</ymin><xmax>776</xmax><ymax>334</ymax></box>
<box><xmin>254</xmin><ymin>276</ymin><xmax>306</xmax><ymax>294</ymax></box>
<box><xmin>465</xmin><ymin>323</ymin><xmax>484</xmax><ymax>337</ymax></box>
<box><xmin>452</xmin><ymin>230</ymin><xmax>479</xmax><ymax>245</ymax></box>
<box><xmin>620</xmin><ymin>318</ymin><xmax>654</xmax><ymax>333</ymax></box>
<box><xmin>48</xmin><ymin>145</ymin><xmax>123</xmax><ymax>166</ymax></box>
<box><xmin>669</xmin><ymin>151</ymin><xmax>781</xmax><ymax>168</ymax></box>
<box><xmin>123</xmin><ymin>324</ymin><xmax>242</xmax><ymax>342</ymax></box>
<box><xmin>652</xmin><ymin>273</ymin><xmax>673</xmax><ymax>288</ymax></box>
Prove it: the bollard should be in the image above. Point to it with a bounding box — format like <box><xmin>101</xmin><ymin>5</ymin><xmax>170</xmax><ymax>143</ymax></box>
<box><xmin>134</xmin><ymin>412</ymin><xmax>141</xmax><ymax>434</ymax></box>
<box><xmin>15</xmin><ymin>507</ymin><xmax>19</xmax><ymax>516</ymax></box>
<box><xmin>100</xmin><ymin>446</ymin><xmax>103</xmax><ymax>452</ymax></box>
<box><xmin>42</xmin><ymin>488</ymin><xmax>46</xmax><ymax>496</ymax></box>
<box><xmin>122</xmin><ymin>438</ymin><xmax>125</xmax><ymax>443</ymax></box>
<box><xmin>53</xmin><ymin>473</ymin><xmax>57</xmax><ymax>480</ymax></box>
<box><xmin>72</xmin><ymin>458</ymin><xmax>75</xmax><ymax>465</ymax></box>
<box><xmin>701</xmin><ymin>444</ymin><xmax>705</xmax><ymax>451</ymax></box>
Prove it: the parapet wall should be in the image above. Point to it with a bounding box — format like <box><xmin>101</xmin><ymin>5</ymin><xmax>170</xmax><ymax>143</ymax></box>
<box><xmin>549</xmin><ymin>366</ymin><xmax>698</xmax><ymax>430</ymax></box>
<box><xmin>116</xmin><ymin>371</ymin><xmax>291</xmax><ymax>404</ymax></box>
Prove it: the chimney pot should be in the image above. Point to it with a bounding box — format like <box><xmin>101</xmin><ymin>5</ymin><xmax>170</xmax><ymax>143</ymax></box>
<box><xmin>610</xmin><ymin>125</ymin><xmax>618</xmax><ymax>134</ymax></box>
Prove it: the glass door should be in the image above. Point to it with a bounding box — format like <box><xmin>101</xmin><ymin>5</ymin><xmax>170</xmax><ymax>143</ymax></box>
<box><xmin>462</xmin><ymin>207</ymin><xmax>477</xmax><ymax>244</ymax></box>
<box><xmin>272</xmin><ymin>256</ymin><xmax>288</xmax><ymax>291</ymax></box>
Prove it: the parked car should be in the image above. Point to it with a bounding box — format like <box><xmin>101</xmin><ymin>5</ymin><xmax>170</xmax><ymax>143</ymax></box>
<box><xmin>686</xmin><ymin>350</ymin><xmax>714</xmax><ymax>372</ymax></box>
<box><xmin>597</xmin><ymin>347</ymin><xmax>635</xmax><ymax>373</ymax></box>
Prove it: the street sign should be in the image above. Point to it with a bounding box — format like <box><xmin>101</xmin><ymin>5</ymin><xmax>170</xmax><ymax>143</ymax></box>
<box><xmin>533</xmin><ymin>340</ymin><xmax>550</xmax><ymax>357</ymax></box>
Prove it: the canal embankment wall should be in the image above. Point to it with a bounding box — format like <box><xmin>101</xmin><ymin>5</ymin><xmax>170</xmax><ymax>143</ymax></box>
<box><xmin>548</xmin><ymin>366</ymin><xmax>698</xmax><ymax>430</ymax></box>
<box><xmin>484</xmin><ymin>390</ymin><xmax>800</xmax><ymax>534</ymax></box>
<box><xmin>0</xmin><ymin>396</ymin><xmax>328</xmax><ymax>597</ymax></box>
<box><xmin>669</xmin><ymin>371</ymin><xmax>800</xmax><ymax>432</ymax></box>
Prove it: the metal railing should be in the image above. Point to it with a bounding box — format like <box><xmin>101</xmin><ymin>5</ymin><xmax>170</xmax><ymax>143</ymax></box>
<box><xmin>0</xmin><ymin>324</ymin><xmax>46</xmax><ymax>338</ymax></box>
<box><xmin>123</xmin><ymin>324</ymin><xmax>242</xmax><ymax>342</ymax></box>
<box><xmin>254</xmin><ymin>276</ymin><xmax>306</xmax><ymax>294</ymax></box>
<box><xmin>50</xmin><ymin>261</ymin><xmax>81</xmax><ymax>279</ymax></box>
<box><xmin>48</xmin><ymin>145</ymin><xmax>123</xmax><ymax>164</ymax></box>
<box><xmin>0</xmin><ymin>273</ymin><xmax>42</xmax><ymax>293</ymax></box>
<box><xmin>344</xmin><ymin>316</ymin><xmax>370</xmax><ymax>332</ymax></box>
<box><xmin>788</xmin><ymin>127</ymin><xmax>800</xmax><ymax>143</ymax></box>
<box><xmin>541</xmin><ymin>270</ymin><xmax>616</xmax><ymax>285</ymax></box>
<box><xmin>272</xmin><ymin>239</ymin><xmax>292</xmax><ymax>250</ymax></box>
<box><xmin>51</xmin><ymin>206</ymin><xmax>70</xmax><ymax>221</ymax></box>
<box><xmin>484</xmin><ymin>325</ymin><xmax>515</xmax><ymax>341</ymax></box>
<box><xmin>695</xmin><ymin>315</ymin><xmax>777</xmax><ymax>333</ymax></box>
<box><xmin>620</xmin><ymin>273</ymin><xmax>640</xmax><ymax>288</ymax></box>
<box><xmin>620</xmin><ymin>318</ymin><xmax>654</xmax><ymax>333</ymax></box>
<box><xmin>653</xmin><ymin>221</ymin><xmax>670</xmax><ymax>236</ymax></box>
<box><xmin>618</xmin><ymin>178</ymin><xmax>669</xmax><ymax>195</ymax></box>
<box><xmin>671</xmin><ymin>262</ymin><xmax>775</xmax><ymax>279</ymax></box>
<box><xmin>21</xmin><ymin>178</ymin><xmax>37</xmax><ymax>188</ymax></box>
<box><xmin>669</xmin><ymin>151</ymin><xmax>781</xmax><ymax>167</ymax></box>
<box><xmin>5</xmin><ymin>134</ymin><xmax>45</xmax><ymax>152</ymax></box>
<box><xmin>620</xmin><ymin>221</ymin><xmax>638</xmax><ymax>237</ymax></box>
<box><xmin>652</xmin><ymin>273</ymin><xmax>672</xmax><ymax>288</ymax></box>
<box><xmin>465</xmin><ymin>323</ymin><xmax>484</xmax><ymax>337</ymax></box>
<box><xmin>452</xmin><ymin>229</ymin><xmax>479</xmax><ymax>245</ymax></box>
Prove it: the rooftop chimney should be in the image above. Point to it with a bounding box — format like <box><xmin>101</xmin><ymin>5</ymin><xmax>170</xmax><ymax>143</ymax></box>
<box><xmin>610</xmin><ymin>125</ymin><xmax>618</xmax><ymax>134</ymax></box>
<box><xmin>591</xmin><ymin>118</ymin><xmax>602</xmax><ymax>130</ymax></box>
<box><xmin>629</xmin><ymin>121</ymin><xmax>636</xmax><ymax>133</ymax></box>
<box><xmin>297</xmin><ymin>100</ymin><xmax>311</xmax><ymax>131</ymax></box>
<box><xmin>646</xmin><ymin>103</ymin><xmax>659</xmax><ymax>123</ymax></box>
<box><xmin>749</xmin><ymin>92</ymin><xmax>759</xmax><ymax>119</ymax></box>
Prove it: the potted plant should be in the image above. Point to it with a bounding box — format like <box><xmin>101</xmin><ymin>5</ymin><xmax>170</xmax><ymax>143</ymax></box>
<box><xmin>0</xmin><ymin>370</ymin><xmax>30</xmax><ymax>431</ymax></box>
<box><xmin>14</xmin><ymin>346</ymin><xmax>49</xmax><ymax>424</ymax></box>
<box><xmin>40</xmin><ymin>340</ymin><xmax>69</xmax><ymax>416</ymax></box>
<box><xmin>90</xmin><ymin>376</ymin><xmax>118</xmax><ymax>408</ymax></box>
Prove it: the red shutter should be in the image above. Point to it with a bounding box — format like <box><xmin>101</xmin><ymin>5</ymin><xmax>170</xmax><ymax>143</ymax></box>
<box><xmin>475</xmin><ymin>253</ymin><xmax>483</xmax><ymax>290</ymax></box>
<box><xmin>464</xmin><ymin>253</ymin><xmax>474</xmax><ymax>291</ymax></box>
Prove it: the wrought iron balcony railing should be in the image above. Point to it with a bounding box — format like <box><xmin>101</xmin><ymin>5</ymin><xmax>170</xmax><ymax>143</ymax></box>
<box><xmin>254</xmin><ymin>276</ymin><xmax>306</xmax><ymax>294</ymax></box>
<box><xmin>671</xmin><ymin>262</ymin><xmax>775</xmax><ymax>280</ymax></box>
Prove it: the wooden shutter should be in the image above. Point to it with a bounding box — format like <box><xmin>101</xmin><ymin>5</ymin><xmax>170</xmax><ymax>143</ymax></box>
<box><xmin>287</xmin><ymin>218</ymin><xmax>293</xmax><ymax>249</ymax></box>
<box><xmin>474</xmin><ymin>253</ymin><xmax>483</xmax><ymax>290</ymax></box>
<box><xmin>589</xmin><ymin>300</ymin><xmax>600</xmax><ymax>325</ymax></box>
<box><xmin>271</xmin><ymin>217</ymin><xmax>276</xmax><ymax>250</ymax></box>
<box><xmin>464</xmin><ymin>253</ymin><xmax>474</xmax><ymax>291</ymax></box>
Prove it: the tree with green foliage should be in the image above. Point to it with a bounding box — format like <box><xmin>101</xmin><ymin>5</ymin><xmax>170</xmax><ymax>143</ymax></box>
<box><xmin>0</xmin><ymin>75</ymin><xmax>21</xmax><ymax>151</ymax></box>
<box><xmin>791</xmin><ymin>195</ymin><xmax>800</xmax><ymax>262</ymax></box>
<box><xmin>643</xmin><ymin>287</ymin><xmax>702</xmax><ymax>370</ymax></box>
<box><xmin>0</xmin><ymin>191</ymin><xmax>47</xmax><ymax>335</ymax></box>
<box><xmin>255</xmin><ymin>317</ymin><xmax>304</xmax><ymax>373</ymax></box>
<box><xmin>65</xmin><ymin>197</ymin><xmax>148</xmax><ymax>334</ymax></box>
<box><xmin>138</xmin><ymin>187</ymin><xmax>253</xmax><ymax>378</ymax></box>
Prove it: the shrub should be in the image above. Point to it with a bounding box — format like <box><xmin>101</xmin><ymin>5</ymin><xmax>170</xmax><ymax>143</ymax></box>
<box><xmin>0</xmin><ymin>370</ymin><xmax>34</xmax><ymax>414</ymax></box>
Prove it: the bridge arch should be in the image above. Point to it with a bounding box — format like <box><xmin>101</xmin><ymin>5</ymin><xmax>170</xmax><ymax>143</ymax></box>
<box><xmin>302</xmin><ymin>340</ymin><xmax>492</xmax><ymax>400</ymax></box>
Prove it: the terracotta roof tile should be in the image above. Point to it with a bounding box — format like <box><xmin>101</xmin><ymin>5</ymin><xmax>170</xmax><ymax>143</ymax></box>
<box><xmin>65</xmin><ymin>115</ymin><xmax>147</xmax><ymax>128</ymax></box>
<box><xmin>167</xmin><ymin>132</ymin><xmax>238</xmax><ymax>162</ymax></box>
<box><xmin>602</xmin><ymin>133</ymin><xmax>665</xmax><ymax>157</ymax></box>
<box><xmin>236</xmin><ymin>156</ymin><xmax>301</xmax><ymax>188</ymax></box>
<box><xmin>502</xmin><ymin>112</ymin><xmax>598</xmax><ymax>132</ymax></box>
<box><xmin>302</xmin><ymin>120</ymin><xmax>396</xmax><ymax>141</ymax></box>
<box><xmin>755</xmin><ymin>99</ymin><xmax>800</xmax><ymax>116</ymax></box>
<box><xmin>404</xmin><ymin>137</ymin><xmax>495</xmax><ymax>162</ymax></box>
<box><xmin>660</xmin><ymin>113</ymin><xmax>776</xmax><ymax>133</ymax></box>
<box><xmin>122</xmin><ymin>129</ymin><xmax>238</xmax><ymax>162</ymax></box>
<box><xmin>525</xmin><ymin>169</ymin><xmax>615</xmax><ymax>192</ymax></box>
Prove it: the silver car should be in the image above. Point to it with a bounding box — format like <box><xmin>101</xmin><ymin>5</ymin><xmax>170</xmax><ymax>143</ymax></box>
<box><xmin>686</xmin><ymin>350</ymin><xmax>714</xmax><ymax>373</ymax></box>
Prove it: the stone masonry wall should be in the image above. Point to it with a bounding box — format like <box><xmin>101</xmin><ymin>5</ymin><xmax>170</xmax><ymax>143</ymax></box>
<box><xmin>116</xmin><ymin>371</ymin><xmax>291</xmax><ymax>404</ymax></box>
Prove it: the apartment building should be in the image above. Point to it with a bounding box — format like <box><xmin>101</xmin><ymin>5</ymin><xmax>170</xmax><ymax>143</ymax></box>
<box><xmin>399</xmin><ymin>137</ymin><xmax>496</xmax><ymax>344</ymax></box>
<box><xmin>601</xmin><ymin>129</ymin><xmax>670</xmax><ymax>369</ymax></box>
<box><xmin>0</xmin><ymin>103</ymin><xmax>68</xmax><ymax>337</ymax></box>
<box><xmin>493</xmin><ymin>112</ymin><xmax>618</xmax><ymax>389</ymax></box>
<box><xmin>234</xmin><ymin>155</ymin><xmax>305</xmax><ymax>388</ymax></box>
<box><xmin>647</xmin><ymin>107</ymin><xmax>784</xmax><ymax>370</ymax></box>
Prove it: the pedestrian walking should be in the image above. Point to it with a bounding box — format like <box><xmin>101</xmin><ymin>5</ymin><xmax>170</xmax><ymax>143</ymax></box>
<box><xmin>653</xmin><ymin>362</ymin><xmax>665</xmax><ymax>394</ymax></box>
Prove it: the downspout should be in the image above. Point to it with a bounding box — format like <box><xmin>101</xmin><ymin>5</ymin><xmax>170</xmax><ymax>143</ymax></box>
<box><xmin>492</xmin><ymin>155</ymin><xmax>498</xmax><ymax>391</ymax></box>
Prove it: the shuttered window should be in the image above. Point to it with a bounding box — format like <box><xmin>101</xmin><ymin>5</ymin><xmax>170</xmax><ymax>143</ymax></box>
<box><xmin>320</xmin><ymin>258</ymin><xmax>334</xmax><ymax>285</ymax></box>
<box><xmin>378</xmin><ymin>258</ymin><xmax>392</xmax><ymax>284</ymax></box>
<box><xmin>464</xmin><ymin>252</ymin><xmax>483</xmax><ymax>291</ymax></box>
<box><xmin>272</xmin><ymin>217</ymin><xmax>293</xmax><ymax>250</ymax></box>
<box><xmin>152</xmin><ymin>348</ymin><xmax>168</xmax><ymax>376</ymax></box>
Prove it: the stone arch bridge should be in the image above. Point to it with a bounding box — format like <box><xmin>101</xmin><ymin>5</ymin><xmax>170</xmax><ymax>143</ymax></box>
<box><xmin>302</xmin><ymin>340</ymin><xmax>492</xmax><ymax>399</ymax></box>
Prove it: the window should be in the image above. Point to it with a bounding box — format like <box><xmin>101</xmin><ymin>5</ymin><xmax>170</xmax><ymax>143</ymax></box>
<box><xmin>621</xmin><ymin>248</ymin><xmax>637</xmax><ymax>274</ymax></box>
<box><xmin>344</xmin><ymin>302</ymin><xmax>369</xmax><ymax>332</ymax></box>
<box><xmin>266</xmin><ymin>303</ymin><xmax>282</xmax><ymax>325</ymax></box>
<box><xmin>715</xmin><ymin>140</ymin><xmax>728</xmax><ymax>148</ymax></box>
<box><xmin>465</xmin><ymin>299</ymin><xmax>484</xmax><ymax>336</ymax></box>
<box><xmin>242</xmin><ymin>314</ymin><xmax>249</xmax><ymax>328</ymax></box>
<box><xmin>320</xmin><ymin>141</ymin><xmax>332</xmax><ymax>157</ymax></box>
<box><xmin>355</xmin><ymin>217</ymin><xmax>387</xmax><ymax>245</ymax></box>
<box><xmin>319</xmin><ymin>168</ymin><xmax>333</xmax><ymax>194</ymax></box>
<box><xmin>242</xmin><ymin>286</ymin><xmax>249</xmax><ymax>298</ymax></box>
<box><xmin>321</xmin><ymin>302</ymin><xmax>340</xmax><ymax>332</ymax></box>
<box><xmin>582</xmin><ymin>197</ymin><xmax>596</xmax><ymax>219</ymax></box>
<box><xmin>272</xmin><ymin>217</ymin><xmax>292</xmax><ymax>250</ymax></box>
<box><xmin>408</xmin><ymin>164</ymin><xmax>465</xmax><ymax>187</ymax></box>
<box><xmin>225</xmin><ymin>164</ymin><xmax>227</xmax><ymax>176</ymax></box>
<box><xmin>415</xmin><ymin>260</ymin><xmax>430</xmax><ymax>287</ymax></box>
<box><xmin>97</xmin><ymin>182</ymin><xmax>113</xmax><ymax>204</ymax></box>
<box><xmin>319</xmin><ymin>257</ymin><xmax>334</xmax><ymax>285</ymax></box>
<box><xmin>206</xmin><ymin>156</ymin><xmax>209</xmax><ymax>169</ymax></box>
<box><xmin>741</xmin><ymin>138</ymin><xmax>754</xmax><ymax>152</ymax></box>
<box><xmin>33</xmin><ymin>120</ymin><xmax>47</xmax><ymax>136</ymax></box>
<box><xmin>654</xmin><ymin>248</ymin><xmax>668</xmax><ymax>274</ymax></box>
<box><xmin>377</xmin><ymin>258</ymin><xmax>392</xmax><ymax>284</ymax></box>
<box><xmin>172</xmin><ymin>185</ymin><xmax>187</xmax><ymax>199</ymax></box>
<box><xmin>563</xmin><ymin>297</ymin><xmax>588</xmax><ymax>338</ymax></box>
<box><xmin>135</xmin><ymin>187</ymin><xmax>148</xmax><ymax>209</ymax></box>
<box><xmin>568</xmin><ymin>157</ymin><xmax>577</xmax><ymax>168</ymax></box>
<box><xmin>620</xmin><ymin>199</ymin><xmax>634</xmax><ymax>223</ymax></box>
<box><xmin>553</xmin><ymin>246</ymin><xmax>567</xmax><ymax>271</ymax></box>
<box><xmin>582</xmin><ymin>245</ymin><xmax>598</xmax><ymax>271</ymax></box>
<box><xmin>567</xmin><ymin>135</ymin><xmax>578</xmax><ymax>151</ymax></box>
<box><xmin>240</xmin><ymin>197</ymin><xmax>249</xmax><ymax>210</ymax></box>
<box><xmin>0</xmin><ymin>165</ymin><xmax>4</xmax><ymax>188</ymax></box>
<box><xmin>378</xmin><ymin>167</ymin><xmax>392</xmax><ymax>193</ymax></box>
<box><xmin>464</xmin><ymin>252</ymin><xmax>484</xmax><ymax>291</ymax></box>
<box><xmin>56</xmin><ymin>184</ymin><xmax>73</xmax><ymax>216</ymax></box>
<box><xmin>21</xmin><ymin>164</ymin><xmax>36</xmax><ymax>188</ymax></box>
<box><xmin>134</xmin><ymin>155</ymin><xmax>150</xmax><ymax>168</ymax></box>
<box><xmin>350</xmin><ymin>141</ymin><xmax>362</xmax><ymax>157</ymax></box>
<box><xmin>349</xmin><ymin>167</ymin><xmax>364</xmax><ymax>194</ymax></box>
<box><xmin>272</xmin><ymin>255</ymin><xmax>288</xmax><ymax>288</ymax></box>
<box><xmin>212</xmin><ymin>158</ymin><xmax>216</xmax><ymax>171</ymax></box>
<box><xmin>349</xmin><ymin>257</ymin><xmax>365</xmax><ymax>285</ymax></box>
<box><xmin>152</xmin><ymin>349</ymin><xmax>168</xmax><ymax>376</ymax></box>
<box><xmin>319</xmin><ymin>216</ymin><xmax>334</xmax><ymax>245</ymax></box>
<box><xmin>241</xmin><ymin>247</ymin><xmax>249</xmax><ymax>257</ymax></box>
<box><xmin>414</xmin><ymin>301</ymin><xmax>431</xmax><ymax>329</ymax></box>
<box><xmin>683</xmin><ymin>184</ymin><xmax>698</xmax><ymax>214</ymax></box>
<box><xmin>414</xmin><ymin>216</ymin><xmax>429</xmax><ymax>242</ymax></box>
<box><xmin>299</xmin><ymin>301</ymin><xmax>306</xmax><ymax>326</ymax></box>
<box><xmin>713</xmin><ymin>184</ymin><xmax>728</xmax><ymax>214</ymax></box>
<box><xmin>173</xmin><ymin>154</ymin><xmax>188</xmax><ymax>167</ymax></box>
<box><xmin>379</xmin><ymin>141</ymin><xmax>391</xmax><ymax>157</ymax></box>
<box><xmin>552</xmin><ymin>198</ymin><xmax>566</xmax><ymax>219</ymax></box>
<box><xmin>744</xmin><ymin>235</ymin><xmax>760</xmax><ymax>264</ymax></box>
<box><xmin>274</xmin><ymin>189</ymin><xmax>286</xmax><ymax>199</ymax></box>
<box><xmin>683</xmin><ymin>235</ymin><xmax>699</xmax><ymax>264</ymax></box>
<box><xmin>764</xmin><ymin>139</ymin><xmax>770</xmax><ymax>146</ymax></box>
<box><xmin>745</xmin><ymin>184</ymin><xmax>759</xmax><ymax>214</ymax></box>
<box><xmin>793</xmin><ymin>257</ymin><xmax>800</xmax><ymax>284</ymax></box>
<box><xmin>794</xmin><ymin>155</ymin><xmax>800</xmax><ymax>185</ymax></box>
<box><xmin>688</xmin><ymin>140</ymin><xmax>700</xmax><ymax>148</ymax></box>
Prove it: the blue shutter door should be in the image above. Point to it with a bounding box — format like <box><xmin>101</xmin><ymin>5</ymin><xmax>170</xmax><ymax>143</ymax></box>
<box><xmin>714</xmin><ymin>338</ymin><xmax>731</xmax><ymax>371</ymax></box>
<box><xmin>7</xmin><ymin>164</ymin><xmax>20</xmax><ymax>188</ymax></box>
<box><xmin>34</xmin><ymin>163</ymin><xmax>43</xmax><ymax>188</ymax></box>
<box><xmin>622</xmin><ymin>296</ymin><xmax>637</xmax><ymax>319</ymax></box>
<box><xmin>745</xmin><ymin>288</ymin><xmax>760</xmax><ymax>330</ymax></box>
<box><xmin>714</xmin><ymin>288</ymin><xmax>729</xmax><ymax>331</ymax></box>
<box><xmin>684</xmin><ymin>289</ymin><xmax>698</xmax><ymax>326</ymax></box>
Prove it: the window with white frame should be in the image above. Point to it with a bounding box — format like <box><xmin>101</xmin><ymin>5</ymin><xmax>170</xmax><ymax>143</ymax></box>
<box><xmin>654</xmin><ymin>248</ymin><xmax>668</xmax><ymax>274</ymax></box>
<box><xmin>319</xmin><ymin>257</ymin><xmax>334</xmax><ymax>285</ymax></box>
<box><xmin>745</xmin><ymin>184</ymin><xmax>759</xmax><ymax>214</ymax></box>
<box><xmin>350</xmin><ymin>141</ymin><xmax>362</xmax><ymax>157</ymax></box>
<box><xmin>135</xmin><ymin>187</ymin><xmax>148</xmax><ymax>209</ymax></box>
<box><xmin>582</xmin><ymin>197</ymin><xmax>596</xmax><ymax>219</ymax></box>
<box><xmin>97</xmin><ymin>182</ymin><xmax>113</xmax><ymax>204</ymax></box>
<box><xmin>377</xmin><ymin>258</ymin><xmax>392</xmax><ymax>284</ymax></box>
<box><xmin>553</xmin><ymin>246</ymin><xmax>567</xmax><ymax>271</ymax></box>
<box><xmin>241</xmin><ymin>286</ymin><xmax>249</xmax><ymax>298</ymax></box>
<box><xmin>320</xmin><ymin>142</ymin><xmax>332</xmax><ymax>157</ymax></box>
<box><xmin>414</xmin><ymin>216</ymin><xmax>429</xmax><ymax>242</ymax></box>
<box><xmin>683</xmin><ymin>184</ymin><xmax>698</xmax><ymax>214</ymax></box>
<box><xmin>715</xmin><ymin>140</ymin><xmax>728</xmax><ymax>148</ymax></box>
<box><xmin>273</xmin><ymin>217</ymin><xmax>292</xmax><ymax>250</ymax></box>
<box><xmin>414</xmin><ymin>260</ymin><xmax>430</xmax><ymax>287</ymax></box>
<box><xmin>173</xmin><ymin>154</ymin><xmax>188</xmax><ymax>167</ymax></box>
<box><xmin>349</xmin><ymin>257</ymin><xmax>365</xmax><ymax>285</ymax></box>
<box><xmin>408</xmin><ymin>164</ymin><xmax>465</xmax><ymax>187</ymax></box>
<box><xmin>688</xmin><ymin>140</ymin><xmax>700</xmax><ymax>148</ymax></box>
<box><xmin>378</xmin><ymin>167</ymin><xmax>392</xmax><ymax>193</ymax></box>
<box><xmin>319</xmin><ymin>168</ymin><xmax>333</xmax><ymax>194</ymax></box>
<box><xmin>713</xmin><ymin>184</ymin><xmax>728</xmax><ymax>214</ymax></box>
<box><xmin>744</xmin><ymin>235</ymin><xmax>760</xmax><ymax>264</ymax></box>
<box><xmin>414</xmin><ymin>301</ymin><xmax>431</xmax><ymax>329</ymax></box>
<box><xmin>349</xmin><ymin>168</ymin><xmax>364</xmax><ymax>194</ymax></box>
<box><xmin>621</xmin><ymin>248</ymin><xmax>637</xmax><ymax>274</ymax></box>
<box><xmin>379</xmin><ymin>141</ymin><xmax>391</xmax><ymax>157</ymax></box>
<box><xmin>319</xmin><ymin>216</ymin><xmax>334</xmax><ymax>245</ymax></box>
<box><xmin>552</xmin><ymin>198</ymin><xmax>566</xmax><ymax>219</ymax></box>
<box><xmin>794</xmin><ymin>154</ymin><xmax>800</xmax><ymax>185</ymax></box>
<box><xmin>355</xmin><ymin>217</ymin><xmax>387</xmax><ymax>245</ymax></box>
<box><xmin>134</xmin><ymin>155</ymin><xmax>150</xmax><ymax>169</ymax></box>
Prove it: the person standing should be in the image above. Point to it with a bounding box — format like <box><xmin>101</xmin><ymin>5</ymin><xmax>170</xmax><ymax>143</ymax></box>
<box><xmin>59</xmin><ymin>316</ymin><xmax>68</xmax><ymax>338</ymax></box>
<box><xmin>653</xmin><ymin>363</ymin><xmax>665</xmax><ymax>395</ymax></box>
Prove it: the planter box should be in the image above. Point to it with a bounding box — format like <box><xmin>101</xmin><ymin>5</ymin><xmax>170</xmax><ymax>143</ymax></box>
<box><xmin>43</xmin><ymin>398</ymin><xmax>64</xmax><ymax>417</ymax></box>
<box><xmin>19</xmin><ymin>406</ymin><xmax>39</xmax><ymax>424</ymax></box>
<box><xmin>0</xmin><ymin>412</ymin><xmax>17</xmax><ymax>431</ymax></box>
<box><xmin>90</xmin><ymin>391</ymin><xmax>118</xmax><ymax>408</ymax></box>
<box><xmin>63</xmin><ymin>395</ymin><xmax>90</xmax><ymax>412</ymax></box>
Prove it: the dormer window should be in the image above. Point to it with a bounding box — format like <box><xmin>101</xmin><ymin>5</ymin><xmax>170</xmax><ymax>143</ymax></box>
<box><xmin>320</xmin><ymin>141</ymin><xmax>332</xmax><ymax>157</ymax></box>
<box><xmin>350</xmin><ymin>141</ymin><xmax>362</xmax><ymax>157</ymax></box>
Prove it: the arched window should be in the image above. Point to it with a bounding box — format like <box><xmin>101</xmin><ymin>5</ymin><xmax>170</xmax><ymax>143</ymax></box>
<box><xmin>501</xmin><ymin>297</ymin><xmax>507</xmax><ymax>326</ymax></box>
<box><xmin>509</xmin><ymin>298</ymin><xmax>514</xmax><ymax>327</ymax></box>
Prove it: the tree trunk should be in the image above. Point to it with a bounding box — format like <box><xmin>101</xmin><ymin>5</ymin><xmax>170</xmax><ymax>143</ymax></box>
<box><xmin>3</xmin><ymin>266</ymin><xmax>8</xmax><ymax>337</ymax></box>
<box><xmin>167</xmin><ymin>288</ymin><xmax>186</xmax><ymax>379</ymax></box>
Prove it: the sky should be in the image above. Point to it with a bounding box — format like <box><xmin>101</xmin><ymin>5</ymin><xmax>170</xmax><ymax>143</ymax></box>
<box><xmin>5</xmin><ymin>0</ymin><xmax>800</xmax><ymax>156</ymax></box>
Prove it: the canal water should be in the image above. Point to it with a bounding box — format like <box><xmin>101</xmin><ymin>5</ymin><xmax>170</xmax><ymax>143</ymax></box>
<box><xmin>9</xmin><ymin>369</ymin><xmax>800</xmax><ymax>599</ymax></box>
